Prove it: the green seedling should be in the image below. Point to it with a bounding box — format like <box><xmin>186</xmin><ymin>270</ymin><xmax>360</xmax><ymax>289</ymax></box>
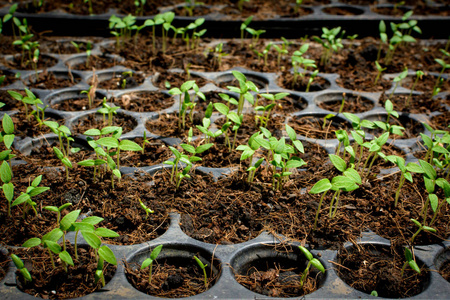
<box><xmin>236</xmin><ymin>131</ymin><xmax>267</xmax><ymax>183</ymax></box>
<box><xmin>406</xmin><ymin>70</ymin><xmax>424</xmax><ymax>107</ymax></box>
<box><xmin>384</xmin><ymin>156</ymin><xmax>423</xmax><ymax>207</ymax></box>
<box><xmin>139</xmin><ymin>198</ymin><xmax>154</xmax><ymax>219</ymax></box>
<box><xmin>298</xmin><ymin>246</ymin><xmax>325</xmax><ymax>289</ymax></box>
<box><xmin>1</xmin><ymin>161</ymin><xmax>14</xmax><ymax>217</ymax></box>
<box><xmin>291</xmin><ymin>43</ymin><xmax>317</xmax><ymax>87</ymax></box>
<box><xmin>313</xmin><ymin>26</ymin><xmax>345</xmax><ymax>67</ymax></box>
<box><xmin>226</xmin><ymin>70</ymin><xmax>259</xmax><ymax>115</ymax></box>
<box><xmin>371</xmin><ymin>290</ymin><xmax>378</xmax><ymax>297</ymax></box>
<box><xmin>401</xmin><ymin>247</ymin><xmax>420</xmax><ymax>277</ymax></box>
<box><xmin>255</xmin><ymin>92</ymin><xmax>290</xmax><ymax>127</ymax></box>
<box><xmin>11</xmin><ymin>254</ymin><xmax>32</xmax><ymax>282</ymax></box>
<box><xmin>143</xmin><ymin>15</ymin><xmax>165</xmax><ymax>53</ymax></box>
<box><xmin>410</xmin><ymin>218</ymin><xmax>436</xmax><ymax>244</ymax></box>
<box><xmin>373</xmin><ymin>99</ymin><xmax>405</xmax><ymax>137</ymax></box>
<box><xmin>240</xmin><ymin>16</ymin><xmax>253</xmax><ymax>44</ymax></box>
<box><xmin>80</xmin><ymin>84</ymin><xmax>96</xmax><ymax>110</ymax></box>
<box><xmin>141</xmin><ymin>244</ymin><xmax>163</xmax><ymax>284</ymax></box>
<box><xmin>83</xmin><ymin>0</ymin><xmax>94</xmax><ymax>15</ymax></box>
<box><xmin>335</xmin><ymin>129</ymin><xmax>349</xmax><ymax>156</ymax></box>
<box><xmin>322</xmin><ymin>113</ymin><xmax>335</xmax><ymax>130</ymax></box>
<box><xmin>44</xmin><ymin>203</ymin><xmax>72</xmax><ymax>226</ymax></box>
<box><xmin>306</xmin><ymin>69</ymin><xmax>319</xmax><ymax>93</ymax></box>
<box><xmin>237</xmin><ymin>0</ymin><xmax>249</xmax><ymax>12</ymax></box>
<box><xmin>184</xmin><ymin>18</ymin><xmax>206</xmax><ymax>51</ymax></box>
<box><xmin>1</xmin><ymin>112</ymin><xmax>15</xmax><ymax>172</ymax></box>
<box><xmin>120</xmin><ymin>71</ymin><xmax>133</xmax><ymax>89</ymax></box>
<box><xmin>342</xmin><ymin>112</ymin><xmax>375</xmax><ymax>167</ymax></box>
<box><xmin>22</xmin><ymin>227</ymin><xmax>72</xmax><ymax>271</ymax></box>
<box><xmin>71</xmin><ymin>215</ymin><xmax>104</xmax><ymax>260</ymax></box>
<box><xmin>433</xmin><ymin>49</ymin><xmax>450</xmax><ymax>96</ymax></box>
<box><xmin>12</xmin><ymin>174</ymin><xmax>49</xmax><ymax>218</ymax></box>
<box><xmin>134</xmin><ymin>0</ymin><xmax>146</xmax><ymax>16</ymax></box>
<box><xmin>245</xmin><ymin>26</ymin><xmax>266</xmax><ymax>48</ymax></box>
<box><xmin>309</xmin><ymin>154</ymin><xmax>361</xmax><ymax>227</ymax></box>
<box><xmin>374</xmin><ymin>61</ymin><xmax>386</xmax><ymax>86</ymax></box>
<box><xmin>169</xmin><ymin>80</ymin><xmax>204</xmax><ymax>129</ymax></box>
<box><xmin>97</xmin><ymin>97</ymin><xmax>120</xmax><ymax>126</ymax></box>
<box><xmin>8</xmin><ymin>88</ymin><xmax>38</xmax><ymax>120</ymax></box>
<box><xmin>389</xmin><ymin>68</ymin><xmax>408</xmax><ymax>99</ymax></box>
<box><xmin>184</xmin><ymin>0</ymin><xmax>203</xmax><ymax>16</ymax></box>
<box><xmin>193</xmin><ymin>255</ymin><xmax>208</xmax><ymax>288</ymax></box>
<box><xmin>360</xmin><ymin>132</ymin><xmax>390</xmax><ymax>179</ymax></box>
<box><xmin>210</xmin><ymin>42</ymin><xmax>229</xmax><ymax>70</ymax></box>
<box><xmin>196</xmin><ymin>102</ymin><xmax>223</xmax><ymax>143</ymax></box>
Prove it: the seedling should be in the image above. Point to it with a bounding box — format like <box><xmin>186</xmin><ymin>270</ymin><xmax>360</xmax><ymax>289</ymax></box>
<box><xmin>80</xmin><ymin>85</ymin><xmax>96</xmax><ymax>109</ymax></box>
<box><xmin>193</xmin><ymin>255</ymin><xmax>208</xmax><ymax>288</ymax></box>
<box><xmin>8</xmin><ymin>88</ymin><xmax>39</xmax><ymax>120</ymax></box>
<box><xmin>143</xmin><ymin>15</ymin><xmax>165</xmax><ymax>53</ymax></box>
<box><xmin>139</xmin><ymin>198</ymin><xmax>154</xmax><ymax>219</ymax></box>
<box><xmin>1</xmin><ymin>161</ymin><xmax>14</xmax><ymax>217</ymax></box>
<box><xmin>410</xmin><ymin>218</ymin><xmax>436</xmax><ymax>244</ymax></box>
<box><xmin>44</xmin><ymin>203</ymin><xmax>72</xmax><ymax>226</ymax></box>
<box><xmin>141</xmin><ymin>245</ymin><xmax>163</xmax><ymax>284</ymax></box>
<box><xmin>210</xmin><ymin>42</ymin><xmax>229</xmax><ymax>70</ymax></box>
<box><xmin>406</xmin><ymin>70</ymin><xmax>424</xmax><ymax>106</ymax></box>
<box><xmin>374</xmin><ymin>61</ymin><xmax>386</xmax><ymax>86</ymax></box>
<box><xmin>11</xmin><ymin>254</ymin><xmax>32</xmax><ymax>282</ymax></box>
<box><xmin>255</xmin><ymin>92</ymin><xmax>290</xmax><ymax>127</ymax></box>
<box><xmin>313</xmin><ymin>26</ymin><xmax>345</xmax><ymax>67</ymax></box>
<box><xmin>184</xmin><ymin>0</ymin><xmax>203</xmax><ymax>16</ymax></box>
<box><xmin>97</xmin><ymin>97</ymin><xmax>120</xmax><ymax>126</ymax></box>
<box><xmin>306</xmin><ymin>69</ymin><xmax>319</xmax><ymax>93</ymax></box>
<box><xmin>298</xmin><ymin>246</ymin><xmax>325</xmax><ymax>289</ymax></box>
<box><xmin>240</xmin><ymin>16</ymin><xmax>253</xmax><ymax>44</ymax></box>
<box><xmin>1</xmin><ymin>112</ymin><xmax>15</xmax><ymax>172</ymax></box>
<box><xmin>389</xmin><ymin>68</ymin><xmax>408</xmax><ymax>99</ymax></box>
<box><xmin>433</xmin><ymin>49</ymin><xmax>450</xmax><ymax>96</ymax></box>
<box><xmin>373</xmin><ymin>99</ymin><xmax>405</xmax><ymax>137</ymax></box>
<box><xmin>12</xmin><ymin>174</ymin><xmax>49</xmax><ymax>218</ymax></box>
<box><xmin>245</xmin><ymin>26</ymin><xmax>266</xmax><ymax>48</ymax></box>
<box><xmin>291</xmin><ymin>44</ymin><xmax>317</xmax><ymax>87</ymax></box>
<box><xmin>226</xmin><ymin>70</ymin><xmax>259</xmax><ymax>115</ymax></box>
<box><xmin>401</xmin><ymin>247</ymin><xmax>420</xmax><ymax>277</ymax></box>
<box><xmin>120</xmin><ymin>71</ymin><xmax>133</xmax><ymax>89</ymax></box>
<box><xmin>169</xmin><ymin>80</ymin><xmax>205</xmax><ymax>129</ymax></box>
<box><xmin>236</xmin><ymin>131</ymin><xmax>267</xmax><ymax>183</ymax></box>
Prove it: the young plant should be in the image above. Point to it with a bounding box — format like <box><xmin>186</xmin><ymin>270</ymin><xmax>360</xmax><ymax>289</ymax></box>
<box><xmin>240</xmin><ymin>16</ymin><xmax>253</xmax><ymax>44</ymax></box>
<box><xmin>1</xmin><ymin>161</ymin><xmax>14</xmax><ymax>218</ymax></box>
<box><xmin>226</xmin><ymin>70</ymin><xmax>259</xmax><ymax>115</ymax></box>
<box><xmin>8</xmin><ymin>88</ymin><xmax>39</xmax><ymax>120</ymax></box>
<box><xmin>141</xmin><ymin>244</ymin><xmax>163</xmax><ymax>284</ymax></box>
<box><xmin>433</xmin><ymin>49</ymin><xmax>450</xmax><ymax>96</ymax></box>
<box><xmin>410</xmin><ymin>218</ymin><xmax>437</xmax><ymax>244</ymax></box>
<box><xmin>1</xmin><ymin>112</ymin><xmax>15</xmax><ymax>171</ymax></box>
<box><xmin>139</xmin><ymin>198</ymin><xmax>154</xmax><ymax>219</ymax></box>
<box><xmin>193</xmin><ymin>255</ymin><xmax>208</xmax><ymax>288</ymax></box>
<box><xmin>373</xmin><ymin>99</ymin><xmax>405</xmax><ymax>138</ymax></box>
<box><xmin>169</xmin><ymin>80</ymin><xmax>204</xmax><ymax>130</ymax></box>
<box><xmin>406</xmin><ymin>70</ymin><xmax>424</xmax><ymax>107</ymax></box>
<box><xmin>97</xmin><ymin>97</ymin><xmax>120</xmax><ymax>126</ymax></box>
<box><xmin>374</xmin><ymin>61</ymin><xmax>386</xmax><ymax>86</ymax></box>
<box><xmin>389</xmin><ymin>68</ymin><xmax>408</xmax><ymax>99</ymax></box>
<box><xmin>44</xmin><ymin>203</ymin><xmax>72</xmax><ymax>226</ymax></box>
<box><xmin>401</xmin><ymin>247</ymin><xmax>420</xmax><ymax>277</ymax></box>
<box><xmin>313</xmin><ymin>26</ymin><xmax>345</xmax><ymax>67</ymax></box>
<box><xmin>12</xmin><ymin>174</ymin><xmax>49</xmax><ymax>218</ymax></box>
<box><xmin>255</xmin><ymin>92</ymin><xmax>290</xmax><ymax>127</ymax></box>
<box><xmin>236</xmin><ymin>131</ymin><xmax>267</xmax><ymax>183</ymax></box>
<box><xmin>80</xmin><ymin>84</ymin><xmax>96</xmax><ymax>109</ymax></box>
<box><xmin>291</xmin><ymin>43</ymin><xmax>317</xmax><ymax>87</ymax></box>
<box><xmin>11</xmin><ymin>254</ymin><xmax>32</xmax><ymax>282</ymax></box>
<box><xmin>298</xmin><ymin>246</ymin><xmax>325</xmax><ymax>289</ymax></box>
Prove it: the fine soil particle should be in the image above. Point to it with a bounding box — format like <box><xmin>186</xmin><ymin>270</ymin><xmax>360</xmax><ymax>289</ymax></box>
<box><xmin>23</xmin><ymin>70</ymin><xmax>82</xmax><ymax>90</ymax></box>
<box><xmin>111</xmin><ymin>91</ymin><xmax>175</xmax><ymax>112</ymax></box>
<box><xmin>287</xmin><ymin>115</ymin><xmax>350</xmax><ymax>140</ymax></box>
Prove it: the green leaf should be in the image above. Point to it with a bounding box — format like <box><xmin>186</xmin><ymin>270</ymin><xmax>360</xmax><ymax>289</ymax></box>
<box><xmin>309</xmin><ymin>178</ymin><xmax>331</xmax><ymax>194</ymax></box>
<box><xmin>42</xmin><ymin>228</ymin><xmax>63</xmax><ymax>242</ymax></box>
<box><xmin>0</xmin><ymin>161</ymin><xmax>12</xmax><ymax>183</ymax></box>
<box><xmin>98</xmin><ymin>245</ymin><xmax>117</xmax><ymax>265</ymax></box>
<box><xmin>150</xmin><ymin>244</ymin><xmax>163</xmax><ymax>260</ymax></box>
<box><xmin>11</xmin><ymin>254</ymin><xmax>24</xmax><ymax>269</ymax></box>
<box><xmin>405</xmin><ymin>162</ymin><xmax>424</xmax><ymax>174</ymax></box>
<box><xmin>20</xmin><ymin>268</ymin><xmax>32</xmax><ymax>282</ymax></box>
<box><xmin>195</xmin><ymin>143</ymin><xmax>213</xmax><ymax>154</ymax></box>
<box><xmin>59</xmin><ymin>251</ymin><xmax>74</xmax><ymax>266</ymax></box>
<box><xmin>429</xmin><ymin>193</ymin><xmax>438</xmax><ymax>213</ymax></box>
<box><xmin>31</xmin><ymin>175</ymin><xmax>43</xmax><ymax>187</ymax></box>
<box><xmin>181</xmin><ymin>144</ymin><xmax>196</xmax><ymax>154</ymax></box>
<box><xmin>331</xmin><ymin>176</ymin><xmax>358</xmax><ymax>191</ymax></box>
<box><xmin>95</xmin><ymin>227</ymin><xmax>119</xmax><ymax>238</ymax></box>
<box><xmin>12</xmin><ymin>193</ymin><xmax>30</xmax><ymax>207</ymax></box>
<box><xmin>73</xmin><ymin>222</ymin><xmax>95</xmax><ymax>232</ymax></box>
<box><xmin>2</xmin><ymin>113</ymin><xmax>14</xmax><ymax>134</ymax></box>
<box><xmin>44</xmin><ymin>240</ymin><xmax>61</xmax><ymax>254</ymax></box>
<box><xmin>419</xmin><ymin>159</ymin><xmax>436</xmax><ymax>179</ymax></box>
<box><xmin>329</xmin><ymin>154</ymin><xmax>347</xmax><ymax>172</ymax></box>
<box><xmin>141</xmin><ymin>258</ymin><xmax>152</xmax><ymax>270</ymax></box>
<box><xmin>28</xmin><ymin>186</ymin><xmax>49</xmax><ymax>197</ymax></box>
<box><xmin>285</xmin><ymin>124</ymin><xmax>297</xmax><ymax>142</ymax></box>
<box><xmin>409</xmin><ymin>260</ymin><xmax>421</xmax><ymax>274</ymax></box>
<box><xmin>310</xmin><ymin>258</ymin><xmax>325</xmax><ymax>273</ymax></box>
<box><xmin>83</xmin><ymin>128</ymin><xmax>101</xmax><ymax>136</ymax></box>
<box><xmin>119</xmin><ymin>140</ymin><xmax>142</xmax><ymax>152</ymax></box>
<box><xmin>3</xmin><ymin>182</ymin><xmax>14</xmax><ymax>202</ymax></box>
<box><xmin>53</xmin><ymin>146</ymin><xmax>64</xmax><ymax>160</ymax></box>
<box><xmin>285</xmin><ymin>158</ymin><xmax>306</xmax><ymax>169</ymax></box>
<box><xmin>82</xmin><ymin>231</ymin><xmax>101</xmax><ymax>249</ymax></box>
<box><xmin>22</xmin><ymin>237</ymin><xmax>41</xmax><ymax>248</ymax></box>
<box><xmin>60</xmin><ymin>209</ymin><xmax>81</xmax><ymax>231</ymax></box>
<box><xmin>96</xmin><ymin>137</ymin><xmax>119</xmax><ymax>149</ymax></box>
<box><xmin>298</xmin><ymin>246</ymin><xmax>313</xmax><ymax>261</ymax></box>
<box><xmin>81</xmin><ymin>216</ymin><xmax>104</xmax><ymax>225</ymax></box>
<box><xmin>343</xmin><ymin>168</ymin><xmax>362</xmax><ymax>185</ymax></box>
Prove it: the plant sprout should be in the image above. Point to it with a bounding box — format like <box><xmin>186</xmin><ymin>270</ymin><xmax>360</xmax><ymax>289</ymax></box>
<box><xmin>1</xmin><ymin>161</ymin><xmax>14</xmax><ymax>217</ymax></box>
<box><xmin>141</xmin><ymin>244</ymin><xmax>163</xmax><ymax>284</ymax></box>
<box><xmin>406</xmin><ymin>70</ymin><xmax>424</xmax><ymax>106</ymax></box>
<box><xmin>389</xmin><ymin>68</ymin><xmax>408</xmax><ymax>99</ymax></box>
<box><xmin>410</xmin><ymin>218</ymin><xmax>436</xmax><ymax>244</ymax></box>
<box><xmin>255</xmin><ymin>92</ymin><xmax>290</xmax><ymax>127</ymax></box>
<box><xmin>401</xmin><ymin>247</ymin><xmax>420</xmax><ymax>277</ymax></box>
<box><xmin>313</xmin><ymin>26</ymin><xmax>345</xmax><ymax>67</ymax></box>
<box><xmin>374</xmin><ymin>61</ymin><xmax>386</xmax><ymax>86</ymax></box>
<box><xmin>139</xmin><ymin>198</ymin><xmax>154</xmax><ymax>219</ymax></box>
<box><xmin>11</xmin><ymin>254</ymin><xmax>32</xmax><ymax>282</ymax></box>
<box><xmin>433</xmin><ymin>49</ymin><xmax>450</xmax><ymax>96</ymax></box>
<box><xmin>240</xmin><ymin>16</ymin><xmax>253</xmax><ymax>44</ymax></box>
<box><xmin>12</xmin><ymin>174</ymin><xmax>49</xmax><ymax>218</ymax></box>
<box><xmin>193</xmin><ymin>255</ymin><xmax>208</xmax><ymax>288</ymax></box>
<box><xmin>298</xmin><ymin>246</ymin><xmax>325</xmax><ymax>289</ymax></box>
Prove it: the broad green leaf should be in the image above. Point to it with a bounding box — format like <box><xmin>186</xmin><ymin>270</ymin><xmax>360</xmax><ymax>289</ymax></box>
<box><xmin>82</xmin><ymin>231</ymin><xmax>101</xmax><ymax>249</ymax></box>
<box><xmin>22</xmin><ymin>237</ymin><xmax>41</xmax><ymax>248</ymax></box>
<box><xmin>59</xmin><ymin>250</ymin><xmax>74</xmax><ymax>266</ymax></box>
<box><xmin>11</xmin><ymin>254</ymin><xmax>24</xmax><ymax>269</ymax></box>
<box><xmin>419</xmin><ymin>159</ymin><xmax>436</xmax><ymax>179</ymax></box>
<box><xmin>44</xmin><ymin>240</ymin><xmax>61</xmax><ymax>254</ymax></box>
<box><xmin>73</xmin><ymin>222</ymin><xmax>95</xmax><ymax>232</ymax></box>
<box><xmin>12</xmin><ymin>192</ymin><xmax>30</xmax><ymax>206</ymax></box>
<box><xmin>298</xmin><ymin>246</ymin><xmax>313</xmax><ymax>261</ymax></box>
<box><xmin>343</xmin><ymin>168</ymin><xmax>362</xmax><ymax>185</ymax></box>
<box><xmin>141</xmin><ymin>258</ymin><xmax>152</xmax><ymax>270</ymax></box>
<box><xmin>195</xmin><ymin>143</ymin><xmax>213</xmax><ymax>154</ymax></box>
<box><xmin>429</xmin><ymin>193</ymin><xmax>438</xmax><ymax>213</ymax></box>
<box><xmin>119</xmin><ymin>140</ymin><xmax>142</xmax><ymax>152</ymax></box>
<box><xmin>329</xmin><ymin>154</ymin><xmax>347</xmax><ymax>172</ymax></box>
<box><xmin>309</xmin><ymin>178</ymin><xmax>331</xmax><ymax>194</ymax></box>
<box><xmin>81</xmin><ymin>216</ymin><xmax>104</xmax><ymax>225</ymax></box>
<box><xmin>311</xmin><ymin>258</ymin><xmax>325</xmax><ymax>273</ymax></box>
<box><xmin>96</xmin><ymin>137</ymin><xmax>119</xmax><ymax>149</ymax></box>
<box><xmin>2</xmin><ymin>113</ymin><xmax>14</xmax><ymax>134</ymax></box>
<box><xmin>60</xmin><ymin>209</ymin><xmax>81</xmax><ymax>231</ymax></box>
<box><xmin>409</xmin><ymin>260</ymin><xmax>421</xmax><ymax>274</ymax></box>
<box><xmin>0</xmin><ymin>161</ymin><xmax>11</xmax><ymax>183</ymax></box>
<box><xmin>95</xmin><ymin>227</ymin><xmax>120</xmax><ymax>238</ymax></box>
<box><xmin>150</xmin><ymin>244</ymin><xmax>163</xmax><ymax>260</ymax></box>
<box><xmin>3</xmin><ymin>182</ymin><xmax>14</xmax><ymax>201</ymax></box>
<box><xmin>99</xmin><ymin>245</ymin><xmax>117</xmax><ymax>265</ymax></box>
<box><xmin>42</xmin><ymin>228</ymin><xmax>64</xmax><ymax>242</ymax></box>
<box><xmin>27</xmin><ymin>186</ymin><xmax>49</xmax><ymax>197</ymax></box>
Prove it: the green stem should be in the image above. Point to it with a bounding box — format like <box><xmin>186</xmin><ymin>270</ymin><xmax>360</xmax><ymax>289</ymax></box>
<box><xmin>314</xmin><ymin>190</ymin><xmax>329</xmax><ymax>230</ymax></box>
<box><xmin>329</xmin><ymin>190</ymin><xmax>339</xmax><ymax>218</ymax></box>
<box><xmin>394</xmin><ymin>173</ymin><xmax>405</xmax><ymax>207</ymax></box>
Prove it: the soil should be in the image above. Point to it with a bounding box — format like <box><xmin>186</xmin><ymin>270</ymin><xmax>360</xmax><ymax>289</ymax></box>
<box><xmin>317</xmin><ymin>93</ymin><xmax>375</xmax><ymax>113</ymax></box>
<box><xmin>111</xmin><ymin>91</ymin><xmax>175</xmax><ymax>112</ymax></box>
<box><xmin>13</xmin><ymin>244</ymin><xmax>116</xmax><ymax>299</ymax></box>
<box><xmin>125</xmin><ymin>255</ymin><xmax>219</xmax><ymax>298</ymax></box>
<box><xmin>50</xmin><ymin>96</ymin><xmax>105</xmax><ymax>111</ymax></box>
<box><xmin>0</xmin><ymin>250</ymin><xmax>8</xmax><ymax>282</ymax></box>
<box><xmin>70</xmin><ymin>112</ymin><xmax>138</xmax><ymax>136</ymax></box>
<box><xmin>336</xmin><ymin>244</ymin><xmax>429</xmax><ymax>298</ymax></box>
<box><xmin>94</xmin><ymin>72</ymin><xmax>146</xmax><ymax>90</ymax></box>
<box><xmin>23</xmin><ymin>70</ymin><xmax>82</xmax><ymax>90</ymax></box>
<box><xmin>0</xmin><ymin>3</ymin><xmax>449</xmax><ymax>297</ymax></box>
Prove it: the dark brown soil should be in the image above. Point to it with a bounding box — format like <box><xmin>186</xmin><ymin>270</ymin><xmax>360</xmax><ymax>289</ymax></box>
<box><xmin>1</xmin><ymin>54</ymin><xmax>58</xmax><ymax>70</ymax></box>
<box><xmin>50</xmin><ymin>96</ymin><xmax>104</xmax><ymax>111</ymax></box>
<box><xmin>67</xmin><ymin>54</ymin><xmax>122</xmax><ymax>71</ymax></box>
<box><xmin>336</xmin><ymin>244</ymin><xmax>429</xmax><ymax>298</ymax></box>
<box><xmin>0</xmin><ymin>250</ymin><xmax>8</xmax><ymax>282</ymax></box>
<box><xmin>288</xmin><ymin>115</ymin><xmax>351</xmax><ymax>140</ymax></box>
<box><xmin>71</xmin><ymin>112</ymin><xmax>138</xmax><ymax>136</ymax></box>
<box><xmin>379</xmin><ymin>93</ymin><xmax>447</xmax><ymax>115</ymax></box>
<box><xmin>111</xmin><ymin>91</ymin><xmax>175</xmax><ymax>112</ymax></box>
<box><xmin>317</xmin><ymin>93</ymin><xmax>375</xmax><ymax>113</ymax></box>
<box><xmin>95</xmin><ymin>72</ymin><xmax>146</xmax><ymax>90</ymax></box>
<box><xmin>13</xmin><ymin>244</ymin><xmax>116</xmax><ymax>299</ymax></box>
<box><xmin>23</xmin><ymin>70</ymin><xmax>82</xmax><ymax>90</ymax></box>
<box><xmin>125</xmin><ymin>255</ymin><xmax>219</xmax><ymax>298</ymax></box>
